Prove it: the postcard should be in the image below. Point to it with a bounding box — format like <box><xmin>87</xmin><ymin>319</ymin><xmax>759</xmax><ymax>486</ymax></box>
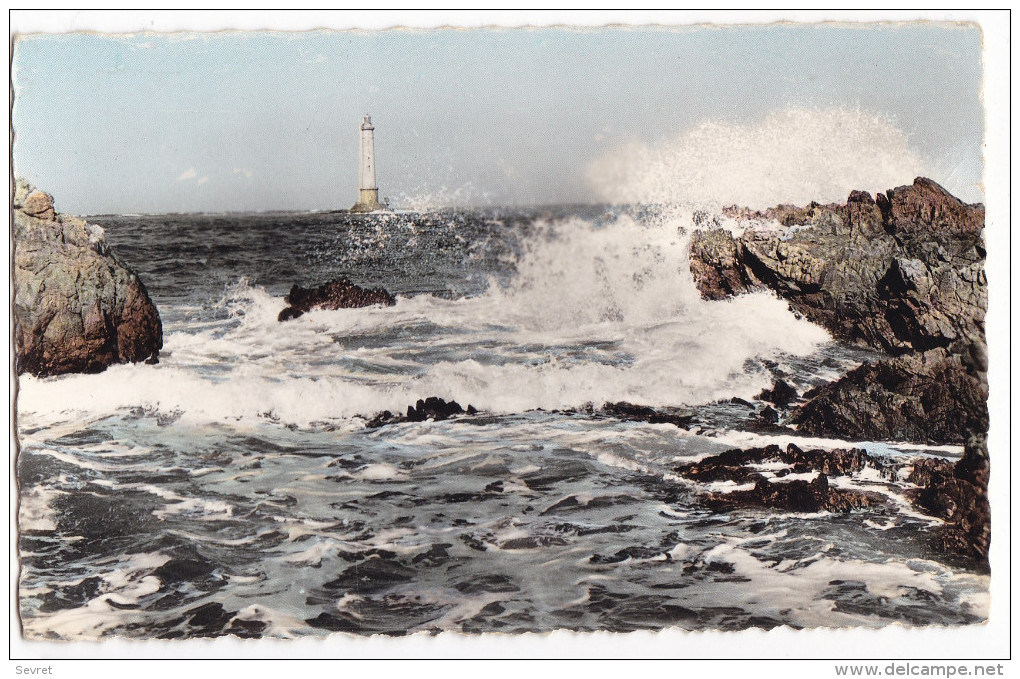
<box><xmin>9</xmin><ymin>12</ymin><xmax>1005</xmax><ymax>657</ymax></box>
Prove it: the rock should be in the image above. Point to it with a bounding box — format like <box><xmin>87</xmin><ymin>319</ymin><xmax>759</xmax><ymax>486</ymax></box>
<box><xmin>277</xmin><ymin>276</ymin><xmax>396</xmax><ymax>321</ymax></box>
<box><xmin>686</xmin><ymin>228</ymin><xmax>756</xmax><ymax>300</ymax></box>
<box><xmin>675</xmin><ymin>444</ymin><xmax>895</xmax><ymax>518</ymax></box>
<box><xmin>704</xmin><ymin>474</ymin><xmax>879</xmax><ymax>514</ymax></box>
<box><xmin>756</xmin><ymin>405</ymin><xmax>780</xmax><ymax>425</ymax></box>
<box><xmin>781</xmin><ymin>443</ymin><xmax>888</xmax><ymax>477</ymax></box>
<box><xmin>600</xmin><ymin>401</ymin><xmax>695</xmax><ymax>428</ymax></box>
<box><xmin>690</xmin><ymin>178</ymin><xmax>986</xmax><ymax>357</ymax></box>
<box><xmin>692</xmin><ymin>178</ymin><xmax>987</xmax><ymax>446</ymax></box>
<box><xmin>793</xmin><ymin>351</ymin><xmax>988</xmax><ymax>445</ymax></box>
<box><xmin>21</xmin><ymin>189</ymin><xmax>55</xmax><ymax>220</ymax></box>
<box><xmin>907</xmin><ymin>434</ymin><xmax>990</xmax><ymax>564</ymax></box>
<box><xmin>406</xmin><ymin>397</ymin><xmax>464</xmax><ymax>422</ymax></box>
<box><xmin>674</xmin><ymin>441</ymin><xmax>988</xmax><ymax>564</ymax></box>
<box><xmin>13</xmin><ymin>181</ymin><xmax>163</xmax><ymax>376</ymax></box>
<box><xmin>878</xmin><ymin>176</ymin><xmax>985</xmax><ymax>239</ymax></box>
<box><xmin>675</xmin><ymin>444</ymin><xmax>889</xmax><ymax>485</ymax></box>
<box><xmin>365</xmin><ymin>397</ymin><xmax>475</xmax><ymax>428</ymax></box>
<box><xmin>757</xmin><ymin>379</ymin><xmax>798</xmax><ymax>407</ymax></box>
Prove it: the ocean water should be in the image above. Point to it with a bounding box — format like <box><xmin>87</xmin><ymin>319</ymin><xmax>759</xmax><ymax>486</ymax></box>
<box><xmin>15</xmin><ymin>206</ymin><xmax>988</xmax><ymax>640</ymax></box>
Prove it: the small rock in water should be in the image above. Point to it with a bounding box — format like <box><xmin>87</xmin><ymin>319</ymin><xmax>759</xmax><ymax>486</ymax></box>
<box><xmin>757</xmin><ymin>379</ymin><xmax>799</xmax><ymax>407</ymax></box>
<box><xmin>601</xmin><ymin>401</ymin><xmax>695</xmax><ymax>428</ymax></box>
<box><xmin>757</xmin><ymin>405</ymin><xmax>780</xmax><ymax>425</ymax></box>
<box><xmin>705</xmin><ymin>474</ymin><xmax>879</xmax><ymax>514</ymax></box>
<box><xmin>364</xmin><ymin>396</ymin><xmax>476</xmax><ymax>428</ymax></box>
<box><xmin>277</xmin><ymin>276</ymin><xmax>396</xmax><ymax>322</ymax></box>
<box><xmin>406</xmin><ymin>397</ymin><xmax>464</xmax><ymax>422</ymax></box>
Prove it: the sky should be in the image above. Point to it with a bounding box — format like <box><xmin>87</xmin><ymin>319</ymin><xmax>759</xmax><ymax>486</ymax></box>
<box><xmin>11</xmin><ymin>21</ymin><xmax>985</xmax><ymax>214</ymax></box>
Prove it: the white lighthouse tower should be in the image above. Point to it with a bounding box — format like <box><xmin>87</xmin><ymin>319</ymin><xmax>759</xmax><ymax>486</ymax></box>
<box><xmin>351</xmin><ymin>115</ymin><xmax>381</xmax><ymax>213</ymax></box>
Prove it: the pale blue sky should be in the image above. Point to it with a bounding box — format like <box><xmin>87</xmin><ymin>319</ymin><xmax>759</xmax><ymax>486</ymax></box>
<box><xmin>12</xmin><ymin>24</ymin><xmax>983</xmax><ymax>213</ymax></box>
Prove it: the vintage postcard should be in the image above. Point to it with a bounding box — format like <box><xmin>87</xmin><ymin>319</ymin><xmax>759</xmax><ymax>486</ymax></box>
<box><xmin>9</xmin><ymin>11</ymin><xmax>1005</xmax><ymax>656</ymax></box>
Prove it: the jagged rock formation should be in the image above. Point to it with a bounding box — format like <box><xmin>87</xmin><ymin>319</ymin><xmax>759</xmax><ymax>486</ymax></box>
<box><xmin>686</xmin><ymin>180</ymin><xmax>990</xmax><ymax>562</ymax></box>
<box><xmin>675</xmin><ymin>444</ymin><xmax>883</xmax><ymax>514</ymax></box>
<box><xmin>794</xmin><ymin>350</ymin><xmax>988</xmax><ymax>445</ymax></box>
<box><xmin>13</xmin><ymin>180</ymin><xmax>163</xmax><ymax>376</ymax></box>
<box><xmin>675</xmin><ymin>443</ymin><xmax>888</xmax><ymax>484</ymax></box>
<box><xmin>689</xmin><ymin>178</ymin><xmax>987</xmax><ymax>445</ymax></box>
<box><xmin>691</xmin><ymin>178</ymin><xmax>985</xmax><ymax>355</ymax></box>
<box><xmin>703</xmin><ymin>473</ymin><xmax>879</xmax><ymax>514</ymax></box>
<box><xmin>674</xmin><ymin>442</ymin><xmax>989</xmax><ymax>564</ymax></box>
<box><xmin>277</xmin><ymin>276</ymin><xmax>396</xmax><ymax>321</ymax></box>
<box><xmin>365</xmin><ymin>397</ymin><xmax>477</xmax><ymax>428</ymax></box>
<box><xmin>907</xmin><ymin>434</ymin><xmax>990</xmax><ymax>563</ymax></box>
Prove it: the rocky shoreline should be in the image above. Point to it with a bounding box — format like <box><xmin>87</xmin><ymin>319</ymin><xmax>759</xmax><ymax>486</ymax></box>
<box><xmin>13</xmin><ymin>177</ymin><xmax>990</xmax><ymax>566</ymax></box>
<box><xmin>671</xmin><ymin>436</ymin><xmax>990</xmax><ymax>566</ymax></box>
<box><xmin>13</xmin><ymin>181</ymin><xmax>163</xmax><ymax>376</ymax></box>
<box><xmin>688</xmin><ymin>177</ymin><xmax>987</xmax><ymax>446</ymax></box>
<box><xmin>687</xmin><ymin>177</ymin><xmax>989</xmax><ymax>562</ymax></box>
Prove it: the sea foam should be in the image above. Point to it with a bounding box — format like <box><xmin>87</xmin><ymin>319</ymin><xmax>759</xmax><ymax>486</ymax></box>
<box><xmin>18</xmin><ymin>207</ymin><xmax>832</xmax><ymax>428</ymax></box>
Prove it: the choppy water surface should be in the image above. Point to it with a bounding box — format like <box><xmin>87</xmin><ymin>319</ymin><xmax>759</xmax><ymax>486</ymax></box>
<box><xmin>16</xmin><ymin>207</ymin><xmax>988</xmax><ymax>639</ymax></box>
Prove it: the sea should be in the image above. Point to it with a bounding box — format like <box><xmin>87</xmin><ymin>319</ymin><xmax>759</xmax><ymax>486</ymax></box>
<box><xmin>15</xmin><ymin>205</ymin><xmax>989</xmax><ymax>640</ymax></box>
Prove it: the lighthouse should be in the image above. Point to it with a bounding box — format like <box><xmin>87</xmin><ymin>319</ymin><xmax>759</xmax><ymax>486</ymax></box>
<box><xmin>351</xmin><ymin>115</ymin><xmax>381</xmax><ymax>213</ymax></box>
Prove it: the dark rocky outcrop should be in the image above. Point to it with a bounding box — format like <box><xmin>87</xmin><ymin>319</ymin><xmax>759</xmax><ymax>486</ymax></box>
<box><xmin>13</xmin><ymin>180</ymin><xmax>163</xmax><ymax>376</ymax></box>
<box><xmin>703</xmin><ymin>474</ymin><xmax>879</xmax><ymax>514</ymax></box>
<box><xmin>757</xmin><ymin>379</ymin><xmax>799</xmax><ymax>408</ymax></box>
<box><xmin>689</xmin><ymin>178</ymin><xmax>987</xmax><ymax>446</ymax></box>
<box><xmin>675</xmin><ymin>444</ymin><xmax>888</xmax><ymax>485</ymax></box>
<box><xmin>278</xmin><ymin>276</ymin><xmax>396</xmax><ymax>321</ymax></box>
<box><xmin>676</xmin><ymin>446</ymin><xmax>881</xmax><ymax>513</ymax></box>
<box><xmin>674</xmin><ymin>441</ymin><xmax>989</xmax><ymax>564</ymax></box>
<box><xmin>692</xmin><ymin>178</ymin><xmax>986</xmax><ymax>356</ymax></box>
<box><xmin>793</xmin><ymin>350</ymin><xmax>989</xmax><ymax>444</ymax></box>
<box><xmin>600</xmin><ymin>401</ymin><xmax>695</xmax><ymax>429</ymax></box>
<box><xmin>366</xmin><ymin>397</ymin><xmax>477</xmax><ymax>428</ymax></box>
<box><xmin>907</xmin><ymin>434</ymin><xmax>990</xmax><ymax>562</ymax></box>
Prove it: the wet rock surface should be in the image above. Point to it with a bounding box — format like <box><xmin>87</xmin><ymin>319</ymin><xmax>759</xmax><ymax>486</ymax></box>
<box><xmin>692</xmin><ymin>178</ymin><xmax>985</xmax><ymax>356</ymax></box>
<box><xmin>278</xmin><ymin>276</ymin><xmax>396</xmax><ymax>321</ymax></box>
<box><xmin>675</xmin><ymin>443</ymin><xmax>888</xmax><ymax>485</ymax></box>
<box><xmin>675</xmin><ymin>442</ymin><xmax>989</xmax><ymax>565</ymax></box>
<box><xmin>793</xmin><ymin>351</ymin><xmax>989</xmax><ymax>444</ymax></box>
<box><xmin>907</xmin><ymin>435</ymin><xmax>990</xmax><ymax>562</ymax></box>
<box><xmin>757</xmin><ymin>379</ymin><xmax>799</xmax><ymax>408</ymax></box>
<box><xmin>689</xmin><ymin>178</ymin><xmax>987</xmax><ymax>448</ymax></box>
<box><xmin>598</xmin><ymin>402</ymin><xmax>696</xmax><ymax>429</ymax></box>
<box><xmin>365</xmin><ymin>397</ymin><xmax>478</xmax><ymax>428</ymax></box>
<box><xmin>704</xmin><ymin>474</ymin><xmax>880</xmax><ymax>514</ymax></box>
<box><xmin>13</xmin><ymin>180</ymin><xmax>163</xmax><ymax>376</ymax></box>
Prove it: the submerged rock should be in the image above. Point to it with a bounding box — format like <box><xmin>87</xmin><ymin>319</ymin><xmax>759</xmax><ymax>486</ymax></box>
<box><xmin>13</xmin><ymin>180</ymin><xmax>163</xmax><ymax>376</ymax></box>
<box><xmin>600</xmin><ymin>401</ymin><xmax>695</xmax><ymax>429</ymax></box>
<box><xmin>278</xmin><ymin>276</ymin><xmax>396</xmax><ymax>321</ymax></box>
